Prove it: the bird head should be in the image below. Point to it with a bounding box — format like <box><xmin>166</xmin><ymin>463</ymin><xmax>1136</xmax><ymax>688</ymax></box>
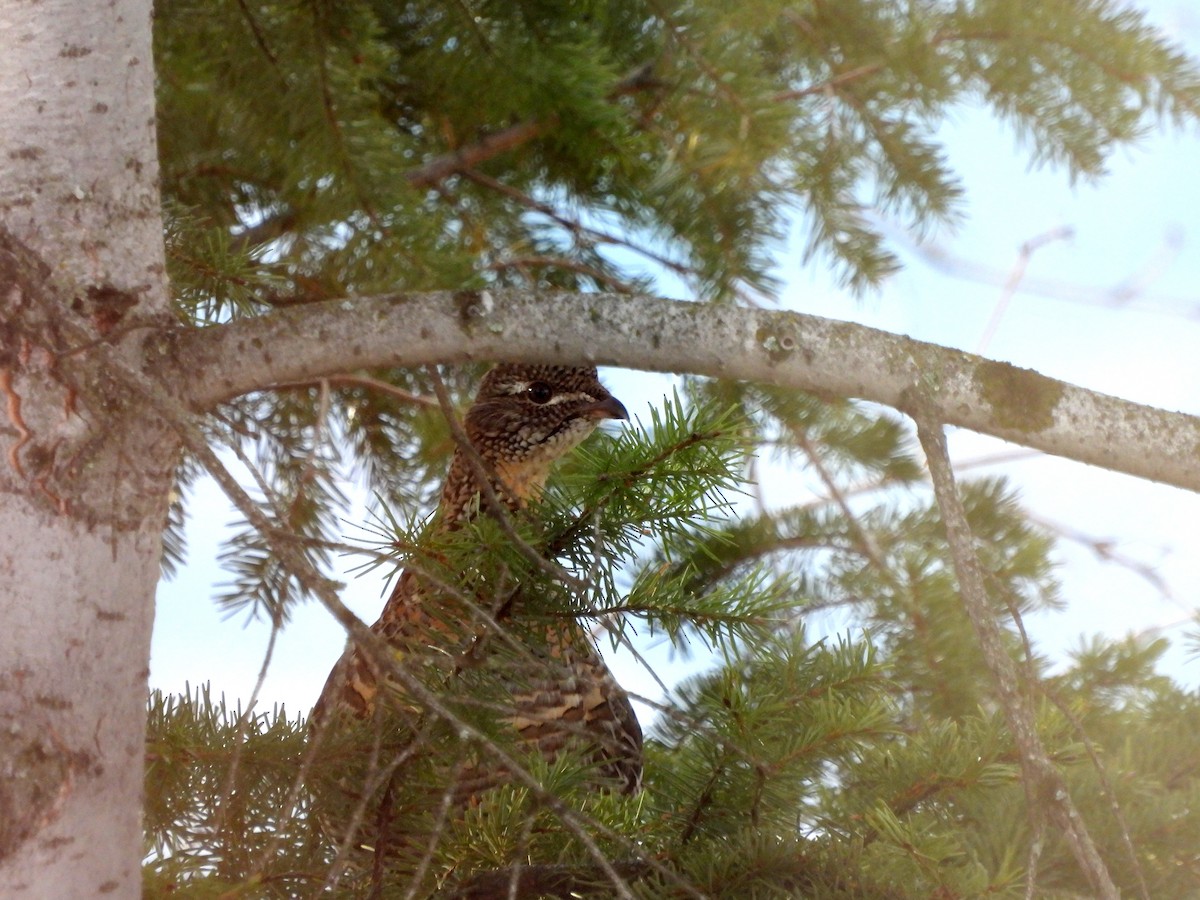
<box><xmin>442</xmin><ymin>364</ymin><xmax>628</xmax><ymax>515</ymax></box>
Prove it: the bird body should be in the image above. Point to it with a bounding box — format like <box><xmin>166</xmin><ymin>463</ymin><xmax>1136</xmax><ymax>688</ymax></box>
<box><xmin>312</xmin><ymin>365</ymin><xmax>642</xmax><ymax>806</ymax></box>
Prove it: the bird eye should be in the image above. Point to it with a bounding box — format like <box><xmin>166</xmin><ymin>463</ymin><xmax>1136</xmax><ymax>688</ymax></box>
<box><xmin>525</xmin><ymin>381</ymin><xmax>554</xmax><ymax>404</ymax></box>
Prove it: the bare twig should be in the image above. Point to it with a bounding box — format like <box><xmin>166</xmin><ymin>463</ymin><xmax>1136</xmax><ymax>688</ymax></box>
<box><xmin>234</xmin><ymin>0</ymin><xmax>281</xmax><ymax>68</ymax></box>
<box><xmin>977</xmin><ymin>227</ymin><xmax>1074</xmax><ymax>354</ymax></box>
<box><xmin>1025</xmin><ymin>829</ymin><xmax>1046</xmax><ymax>900</ymax></box>
<box><xmin>319</xmin><ymin>728</ymin><xmax>427</xmax><ymax>894</ymax></box>
<box><xmin>308</xmin><ymin>3</ymin><xmax>379</xmax><ymax>229</ymax></box>
<box><xmin>1042</xmin><ymin>686</ymin><xmax>1152</xmax><ymax>900</ymax></box>
<box><xmin>1028</xmin><ymin>511</ymin><xmax>1178</xmax><ymax>606</ymax></box>
<box><xmin>884</xmin><ymin>218</ymin><xmax>1191</xmax><ymax>318</ymax></box>
<box><xmin>399</xmin><ymin>763</ymin><xmax>466</xmax><ymax>900</ymax></box>
<box><xmin>271</xmin><ymin>372</ymin><xmax>441</xmax><ymax>411</ymax></box>
<box><xmin>403</xmin><ymin>56</ymin><xmax>667</xmax><ymax>194</ymax></box>
<box><xmin>773</xmin><ymin>61</ymin><xmax>887</xmax><ymax>101</ymax></box>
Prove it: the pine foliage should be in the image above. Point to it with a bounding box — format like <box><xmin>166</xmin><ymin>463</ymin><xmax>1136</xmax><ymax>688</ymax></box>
<box><xmin>146</xmin><ymin>392</ymin><xmax>1200</xmax><ymax>897</ymax></box>
<box><xmin>146</xmin><ymin>0</ymin><xmax>1200</xmax><ymax>897</ymax></box>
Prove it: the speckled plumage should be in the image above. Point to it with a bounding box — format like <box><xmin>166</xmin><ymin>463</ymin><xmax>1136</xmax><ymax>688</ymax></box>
<box><xmin>313</xmin><ymin>364</ymin><xmax>642</xmax><ymax>796</ymax></box>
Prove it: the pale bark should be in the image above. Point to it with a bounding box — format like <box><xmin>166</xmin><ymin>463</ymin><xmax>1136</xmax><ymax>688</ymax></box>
<box><xmin>0</xmin><ymin>0</ymin><xmax>166</xmax><ymax>303</ymax></box>
<box><xmin>0</xmin><ymin>1</ymin><xmax>172</xmax><ymax>897</ymax></box>
<box><xmin>170</xmin><ymin>289</ymin><xmax>1200</xmax><ymax>495</ymax></box>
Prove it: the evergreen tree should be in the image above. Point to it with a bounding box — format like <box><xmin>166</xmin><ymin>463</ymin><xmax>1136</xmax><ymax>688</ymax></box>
<box><xmin>131</xmin><ymin>0</ymin><xmax>1200</xmax><ymax>896</ymax></box>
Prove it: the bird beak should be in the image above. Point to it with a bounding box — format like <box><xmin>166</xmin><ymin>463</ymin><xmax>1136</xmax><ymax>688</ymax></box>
<box><xmin>583</xmin><ymin>394</ymin><xmax>629</xmax><ymax>421</ymax></box>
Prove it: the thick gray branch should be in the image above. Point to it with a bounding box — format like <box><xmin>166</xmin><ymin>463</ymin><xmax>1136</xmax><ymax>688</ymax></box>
<box><xmin>164</xmin><ymin>289</ymin><xmax>1200</xmax><ymax>493</ymax></box>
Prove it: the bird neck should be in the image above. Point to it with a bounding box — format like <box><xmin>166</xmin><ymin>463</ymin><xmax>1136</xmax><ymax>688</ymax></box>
<box><xmin>436</xmin><ymin>447</ymin><xmax>547</xmax><ymax>528</ymax></box>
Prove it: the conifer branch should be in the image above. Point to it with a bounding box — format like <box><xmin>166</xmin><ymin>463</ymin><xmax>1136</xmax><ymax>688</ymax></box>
<box><xmin>1040</xmin><ymin>685</ymin><xmax>1152</xmax><ymax>900</ymax></box>
<box><xmin>792</xmin><ymin>427</ymin><xmax>887</xmax><ymax>570</ymax></box>
<box><xmin>234</xmin><ymin>0</ymin><xmax>280</xmax><ymax>67</ymax></box>
<box><xmin>110</xmin><ymin>335</ymin><xmax>702</xmax><ymax>898</ymax></box>
<box><xmin>303</xmin><ymin>3</ymin><xmax>382</xmax><ymax>233</ymax></box>
<box><xmin>153</xmin><ymin>428</ymin><xmax>647</xmax><ymax>897</ymax></box>
<box><xmin>443</xmin><ymin>858</ymin><xmax>653</xmax><ymax>899</ymax></box>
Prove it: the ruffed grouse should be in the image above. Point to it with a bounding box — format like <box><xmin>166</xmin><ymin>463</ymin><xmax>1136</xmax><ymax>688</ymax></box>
<box><xmin>312</xmin><ymin>364</ymin><xmax>643</xmax><ymax>820</ymax></box>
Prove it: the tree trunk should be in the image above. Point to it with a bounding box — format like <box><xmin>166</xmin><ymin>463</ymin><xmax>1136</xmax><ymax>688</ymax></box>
<box><xmin>0</xmin><ymin>1</ymin><xmax>173</xmax><ymax>895</ymax></box>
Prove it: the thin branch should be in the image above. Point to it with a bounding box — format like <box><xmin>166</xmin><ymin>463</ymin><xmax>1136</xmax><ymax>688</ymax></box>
<box><xmin>991</xmin><ymin>570</ymin><xmax>1147</xmax><ymax>899</ymax></box>
<box><xmin>213</xmin><ymin>616</ymin><xmax>281</xmax><ymax>837</ymax></box>
<box><xmin>318</xmin><ymin>724</ymin><xmax>431</xmax><ymax>894</ymax></box>
<box><xmin>405</xmin><ymin>120</ymin><xmax>550</xmax><ymax>189</ymax></box>
<box><xmin>791</xmin><ymin>427</ymin><xmax>887</xmax><ymax>571</ymax></box>
<box><xmin>484</xmin><ymin>256</ymin><xmax>638</xmax><ymax>293</ymax></box>
<box><xmin>649</xmin><ymin>0</ymin><xmax>747</xmax><ymax>111</ymax></box>
<box><xmin>1028</xmin><ymin>512</ymin><xmax>1178</xmax><ymax>606</ymax></box>
<box><xmin>308</xmin><ymin>3</ymin><xmax>379</xmax><ymax>229</ymax></box>
<box><xmin>458</xmin><ymin>169</ymin><xmax>696</xmax><ymax>279</ymax></box>
<box><xmin>773</xmin><ymin>61</ymin><xmax>887</xmax><ymax>101</ymax></box>
<box><xmin>507</xmin><ymin>815</ymin><xmax>538</xmax><ymax>900</ymax></box>
<box><xmin>883</xmin><ymin>216</ymin><xmax>1191</xmax><ymax>317</ymax></box>
<box><xmin>273</xmin><ymin>373</ymin><xmax>440</xmax><ymax>408</ymax></box>
<box><xmin>1025</xmin><ymin>829</ymin><xmax>1046</xmax><ymax>900</ymax></box>
<box><xmin>399</xmin><ymin>763</ymin><xmax>465</xmax><ymax>900</ymax></box>
<box><xmin>228</xmin><ymin>208</ymin><xmax>298</xmax><ymax>256</ymax></box>
<box><xmin>403</xmin><ymin>57</ymin><xmax>666</xmax><ymax>193</ymax></box>
<box><xmin>911</xmin><ymin>398</ymin><xmax>1119</xmax><ymax>900</ymax></box>
<box><xmin>607</xmin><ymin>626</ymin><xmax>673</xmax><ymax>699</ymax></box>
<box><xmin>234</xmin><ymin>0</ymin><xmax>281</xmax><ymax>68</ymax></box>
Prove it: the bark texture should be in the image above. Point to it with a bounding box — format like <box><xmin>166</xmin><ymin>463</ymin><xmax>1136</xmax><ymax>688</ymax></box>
<box><xmin>0</xmin><ymin>1</ymin><xmax>173</xmax><ymax>896</ymax></box>
<box><xmin>173</xmin><ymin>289</ymin><xmax>1200</xmax><ymax>495</ymax></box>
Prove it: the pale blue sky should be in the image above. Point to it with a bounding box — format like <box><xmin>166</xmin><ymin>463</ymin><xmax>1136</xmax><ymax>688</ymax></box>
<box><xmin>151</xmin><ymin>0</ymin><xmax>1200</xmax><ymax>718</ymax></box>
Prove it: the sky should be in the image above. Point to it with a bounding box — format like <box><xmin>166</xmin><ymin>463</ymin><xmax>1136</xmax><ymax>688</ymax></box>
<box><xmin>150</xmin><ymin>0</ymin><xmax>1200</xmax><ymax>721</ymax></box>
